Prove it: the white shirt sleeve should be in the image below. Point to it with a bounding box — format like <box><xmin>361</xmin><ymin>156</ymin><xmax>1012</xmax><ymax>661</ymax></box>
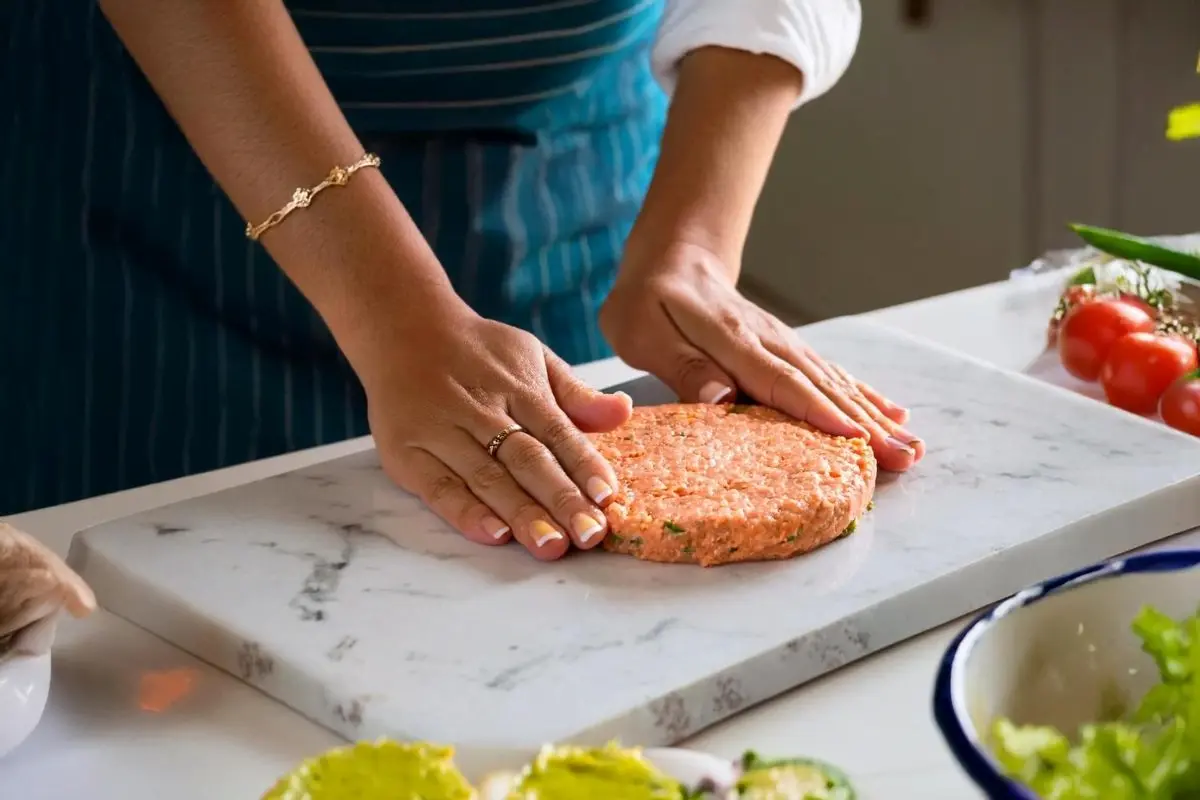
<box><xmin>652</xmin><ymin>0</ymin><xmax>862</xmax><ymax>108</ymax></box>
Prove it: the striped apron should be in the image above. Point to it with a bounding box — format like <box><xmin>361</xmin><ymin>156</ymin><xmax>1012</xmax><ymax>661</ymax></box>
<box><xmin>0</xmin><ymin>0</ymin><xmax>668</xmax><ymax>514</ymax></box>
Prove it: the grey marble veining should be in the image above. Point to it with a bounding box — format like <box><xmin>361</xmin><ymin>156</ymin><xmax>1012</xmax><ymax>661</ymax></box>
<box><xmin>67</xmin><ymin>317</ymin><xmax>1200</xmax><ymax>749</ymax></box>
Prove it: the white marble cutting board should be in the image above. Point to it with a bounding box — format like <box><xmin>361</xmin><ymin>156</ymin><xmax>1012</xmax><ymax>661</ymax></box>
<box><xmin>67</xmin><ymin>316</ymin><xmax>1200</xmax><ymax>750</ymax></box>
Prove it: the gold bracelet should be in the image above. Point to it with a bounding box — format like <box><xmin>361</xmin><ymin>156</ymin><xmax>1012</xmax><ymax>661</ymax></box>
<box><xmin>244</xmin><ymin>152</ymin><xmax>382</xmax><ymax>241</ymax></box>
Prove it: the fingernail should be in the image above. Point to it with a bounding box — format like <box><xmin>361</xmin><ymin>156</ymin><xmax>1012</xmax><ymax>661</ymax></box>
<box><xmin>886</xmin><ymin>436</ymin><xmax>916</xmax><ymax>455</ymax></box>
<box><xmin>571</xmin><ymin>512</ymin><xmax>606</xmax><ymax>543</ymax></box>
<box><xmin>614</xmin><ymin>391</ymin><xmax>633</xmax><ymax>407</ymax></box>
<box><xmin>699</xmin><ymin>381</ymin><xmax>733</xmax><ymax>404</ymax></box>
<box><xmin>531</xmin><ymin>520</ymin><xmax>565</xmax><ymax>548</ymax></box>
<box><xmin>586</xmin><ymin>476</ymin><xmax>613</xmax><ymax>504</ymax></box>
<box><xmin>483</xmin><ymin>516</ymin><xmax>510</xmax><ymax>540</ymax></box>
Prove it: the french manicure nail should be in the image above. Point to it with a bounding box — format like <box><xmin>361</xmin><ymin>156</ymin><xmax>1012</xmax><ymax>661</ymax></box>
<box><xmin>586</xmin><ymin>476</ymin><xmax>613</xmax><ymax>504</ymax></box>
<box><xmin>571</xmin><ymin>512</ymin><xmax>606</xmax><ymax>544</ymax></box>
<box><xmin>483</xmin><ymin>516</ymin><xmax>510</xmax><ymax>540</ymax></box>
<box><xmin>531</xmin><ymin>520</ymin><xmax>565</xmax><ymax>548</ymax></box>
<box><xmin>700</xmin><ymin>381</ymin><xmax>733</xmax><ymax>405</ymax></box>
<box><xmin>886</xmin><ymin>436</ymin><xmax>916</xmax><ymax>455</ymax></box>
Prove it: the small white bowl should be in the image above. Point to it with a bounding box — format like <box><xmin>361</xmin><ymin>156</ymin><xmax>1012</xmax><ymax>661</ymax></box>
<box><xmin>933</xmin><ymin>549</ymin><xmax>1200</xmax><ymax>798</ymax></box>
<box><xmin>0</xmin><ymin>652</ymin><xmax>51</xmax><ymax>759</ymax></box>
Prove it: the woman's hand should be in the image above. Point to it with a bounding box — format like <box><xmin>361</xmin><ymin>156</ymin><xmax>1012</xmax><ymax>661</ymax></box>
<box><xmin>0</xmin><ymin>523</ymin><xmax>96</xmax><ymax>657</ymax></box>
<box><xmin>356</xmin><ymin>307</ymin><xmax>632</xmax><ymax>561</ymax></box>
<box><xmin>600</xmin><ymin>241</ymin><xmax>924</xmax><ymax>473</ymax></box>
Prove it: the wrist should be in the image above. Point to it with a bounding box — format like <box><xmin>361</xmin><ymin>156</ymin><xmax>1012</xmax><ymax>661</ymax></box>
<box><xmin>257</xmin><ymin>168</ymin><xmax>473</xmax><ymax>377</ymax></box>
<box><xmin>623</xmin><ymin>224</ymin><xmax>741</xmax><ymax>287</ymax></box>
<box><xmin>328</xmin><ymin>272</ymin><xmax>474</xmax><ymax>384</ymax></box>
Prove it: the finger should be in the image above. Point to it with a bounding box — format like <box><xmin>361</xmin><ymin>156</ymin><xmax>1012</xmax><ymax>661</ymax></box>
<box><xmin>811</xmin><ymin>353</ymin><xmax>924</xmax><ymax>460</ymax></box>
<box><xmin>662</xmin><ymin>309</ymin><xmax>868</xmax><ymax>438</ymax></box>
<box><xmin>622</xmin><ymin>313</ymin><xmax>739</xmax><ymax>405</ymax></box>
<box><xmin>775</xmin><ymin>345</ymin><xmax>922</xmax><ymax>471</ymax></box>
<box><xmin>827</xmin><ymin>362</ymin><xmax>910</xmax><ymax>424</ymax></box>
<box><xmin>709</xmin><ymin>337</ymin><xmax>867</xmax><ymax>438</ymax></box>
<box><xmin>0</xmin><ymin>588</ymin><xmax>59</xmax><ymax>638</ymax></box>
<box><xmin>543</xmin><ymin>348</ymin><xmax>632</xmax><ymax>432</ymax></box>
<box><xmin>388</xmin><ymin>448</ymin><xmax>515</xmax><ymax>548</ymax></box>
<box><xmin>512</xmin><ymin>391</ymin><xmax>621</xmax><ymax>528</ymax></box>
<box><xmin>433</xmin><ymin>428</ymin><xmax>578</xmax><ymax>558</ymax></box>
<box><xmin>857</xmin><ymin>381</ymin><xmax>909</xmax><ymax>424</ymax></box>
<box><xmin>480</xmin><ymin>419</ymin><xmax>609</xmax><ymax>551</ymax></box>
<box><xmin>58</xmin><ymin>574</ymin><xmax>96</xmax><ymax>618</ymax></box>
<box><xmin>665</xmin><ymin>342</ymin><xmax>740</xmax><ymax>405</ymax></box>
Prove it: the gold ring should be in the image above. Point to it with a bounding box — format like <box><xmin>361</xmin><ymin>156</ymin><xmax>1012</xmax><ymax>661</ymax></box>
<box><xmin>486</xmin><ymin>424</ymin><xmax>525</xmax><ymax>458</ymax></box>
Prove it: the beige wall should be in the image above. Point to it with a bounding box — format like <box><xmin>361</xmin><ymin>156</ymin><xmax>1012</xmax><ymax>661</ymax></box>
<box><xmin>742</xmin><ymin>0</ymin><xmax>1200</xmax><ymax>322</ymax></box>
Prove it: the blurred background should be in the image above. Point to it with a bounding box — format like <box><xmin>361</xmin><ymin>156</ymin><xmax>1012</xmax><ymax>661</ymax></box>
<box><xmin>740</xmin><ymin>0</ymin><xmax>1200</xmax><ymax>324</ymax></box>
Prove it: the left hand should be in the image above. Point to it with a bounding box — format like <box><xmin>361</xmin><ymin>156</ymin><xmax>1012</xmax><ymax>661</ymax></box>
<box><xmin>599</xmin><ymin>241</ymin><xmax>924</xmax><ymax>473</ymax></box>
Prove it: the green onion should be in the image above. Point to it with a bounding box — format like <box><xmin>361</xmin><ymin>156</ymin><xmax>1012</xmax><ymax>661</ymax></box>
<box><xmin>1069</xmin><ymin>223</ymin><xmax>1200</xmax><ymax>281</ymax></box>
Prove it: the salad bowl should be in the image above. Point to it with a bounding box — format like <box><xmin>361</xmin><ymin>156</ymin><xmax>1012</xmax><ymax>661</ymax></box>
<box><xmin>933</xmin><ymin>548</ymin><xmax>1200</xmax><ymax>798</ymax></box>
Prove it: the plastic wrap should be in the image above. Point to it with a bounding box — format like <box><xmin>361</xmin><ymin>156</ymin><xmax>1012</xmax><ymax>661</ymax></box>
<box><xmin>1014</xmin><ymin>233</ymin><xmax>1200</xmax><ymax>422</ymax></box>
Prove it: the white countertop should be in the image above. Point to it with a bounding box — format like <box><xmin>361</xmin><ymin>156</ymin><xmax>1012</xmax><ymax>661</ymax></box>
<box><xmin>6</xmin><ymin>267</ymin><xmax>1199</xmax><ymax>799</ymax></box>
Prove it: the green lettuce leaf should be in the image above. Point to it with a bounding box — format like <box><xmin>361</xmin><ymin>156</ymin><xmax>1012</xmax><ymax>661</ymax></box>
<box><xmin>990</xmin><ymin>605</ymin><xmax>1200</xmax><ymax>799</ymax></box>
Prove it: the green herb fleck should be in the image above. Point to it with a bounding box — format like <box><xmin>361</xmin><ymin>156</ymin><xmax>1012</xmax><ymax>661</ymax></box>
<box><xmin>609</xmin><ymin>534</ymin><xmax>624</xmax><ymax>544</ymax></box>
<box><xmin>842</xmin><ymin>519</ymin><xmax>858</xmax><ymax>536</ymax></box>
<box><xmin>1067</xmin><ymin>266</ymin><xmax>1097</xmax><ymax>286</ymax></box>
<box><xmin>726</xmin><ymin>404</ymin><xmax>752</xmax><ymax>414</ymax></box>
<box><xmin>786</xmin><ymin>534</ymin><xmax>798</xmax><ymax>543</ymax></box>
<box><xmin>866</xmin><ymin>500</ymin><xmax>875</xmax><ymax>512</ymax></box>
<box><xmin>663</xmin><ymin>520</ymin><xmax>686</xmax><ymax>535</ymax></box>
<box><xmin>681</xmin><ymin>545</ymin><xmax>695</xmax><ymax>555</ymax></box>
<box><xmin>629</xmin><ymin>536</ymin><xmax>643</xmax><ymax>547</ymax></box>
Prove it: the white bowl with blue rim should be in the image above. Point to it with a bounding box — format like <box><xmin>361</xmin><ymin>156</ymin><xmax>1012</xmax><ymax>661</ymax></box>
<box><xmin>932</xmin><ymin>548</ymin><xmax>1200</xmax><ymax>798</ymax></box>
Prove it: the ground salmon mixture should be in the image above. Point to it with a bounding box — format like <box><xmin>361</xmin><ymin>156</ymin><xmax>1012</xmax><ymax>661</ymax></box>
<box><xmin>590</xmin><ymin>404</ymin><xmax>877</xmax><ymax>567</ymax></box>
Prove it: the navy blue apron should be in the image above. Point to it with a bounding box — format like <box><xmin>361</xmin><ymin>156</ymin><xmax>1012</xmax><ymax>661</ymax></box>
<box><xmin>0</xmin><ymin>0</ymin><xmax>668</xmax><ymax>513</ymax></box>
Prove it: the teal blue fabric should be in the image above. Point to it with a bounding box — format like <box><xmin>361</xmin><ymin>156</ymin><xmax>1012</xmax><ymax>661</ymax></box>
<box><xmin>0</xmin><ymin>1</ymin><xmax>668</xmax><ymax>514</ymax></box>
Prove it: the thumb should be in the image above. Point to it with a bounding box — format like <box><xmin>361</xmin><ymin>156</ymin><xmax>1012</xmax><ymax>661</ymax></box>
<box><xmin>659</xmin><ymin>342</ymin><xmax>737</xmax><ymax>405</ymax></box>
<box><xmin>58</xmin><ymin>572</ymin><xmax>97</xmax><ymax>618</ymax></box>
<box><xmin>544</xmin><ymin>349</ymin><xmax>633</xmax><ymax>433</ymax></box>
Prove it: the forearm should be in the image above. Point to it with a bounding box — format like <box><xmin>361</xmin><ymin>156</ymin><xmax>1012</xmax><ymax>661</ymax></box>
<box><xmin>627</xmin><ymin>47</ymin><xmax>803</xmax><ymax>277</ymax></box>
<box><xmin>99</xmin><ymin>0</ymin><xmax>461</xmax><ymax>368</ymax></box>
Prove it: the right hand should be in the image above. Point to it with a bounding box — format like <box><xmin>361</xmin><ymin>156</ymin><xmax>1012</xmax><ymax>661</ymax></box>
<box><xmin>0</xmin><ymin>523</ymin><xmax>96</xmax><ymax>656</ymax></box>
<box><xmin>358</xmin><ymin>308</ymin><xmax>632</xmax><ymax>561</ymax></box>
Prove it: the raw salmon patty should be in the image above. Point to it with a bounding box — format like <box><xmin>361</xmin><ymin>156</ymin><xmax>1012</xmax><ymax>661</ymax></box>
<box><xmin>590</xmin><ymin>404</ymin><xmax>877</xmax><ymax>567</ymax></box>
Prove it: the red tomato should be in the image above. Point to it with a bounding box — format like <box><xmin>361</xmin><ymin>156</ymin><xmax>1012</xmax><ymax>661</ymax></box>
<box><xmin>1101</xmin><ymin>333</ymin><xmax>1199</xmax><ymax>415</ymax></box>
<box><xmin>1057</xmin><ymin>299</ymin><xmax>1157</xmax><ymax>381</ymax></box>
<box><xmin>1159</xmin><ymin>370</ymin><xmax>1200</xmax><ymax>436</ymax></box>
<box><xmin>1047</xmin><ymin>285</ymin><xmax>1098</xmax><ymax>346</ymax></box>
<box><xmin>1118</xmin><ymin>293</ymin><xmax>1157</xmax><ymax>318</ymax></box>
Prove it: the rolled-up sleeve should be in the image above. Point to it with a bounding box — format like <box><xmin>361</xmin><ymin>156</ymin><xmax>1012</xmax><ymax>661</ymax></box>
<box><xmin>652</xmin><ymin>0</ymin><xmax>862</xmax><ymax>107</ymax></box>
